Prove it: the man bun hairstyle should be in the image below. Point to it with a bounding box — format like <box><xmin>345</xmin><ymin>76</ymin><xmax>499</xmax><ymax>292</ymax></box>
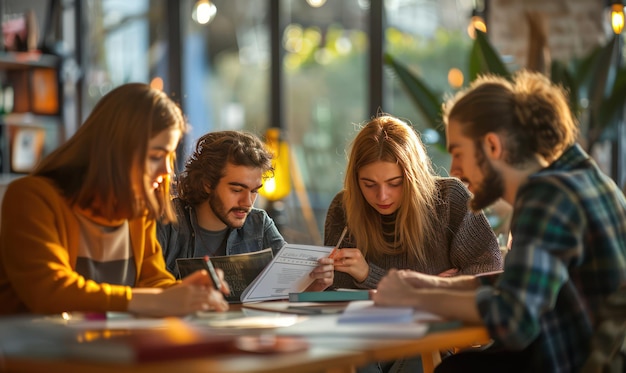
<box><xmin>444</xmin><ymin>70</ymin><xmax>579</xmax><ymax>165</ymax></box>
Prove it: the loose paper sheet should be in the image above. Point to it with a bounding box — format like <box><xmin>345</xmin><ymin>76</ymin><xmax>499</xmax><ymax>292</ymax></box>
<box><xmin>240</xmin><ymin>244</ymin><xmax>334</xmax><ymax>302</ymax></box>
<box><xmin>337</xmin><ymin>300</ymin><xmax>415</xmax><ymax>324</ymax></box>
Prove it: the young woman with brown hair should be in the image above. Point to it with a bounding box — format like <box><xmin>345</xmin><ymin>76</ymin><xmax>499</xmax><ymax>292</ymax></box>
<box><xmin>0</xmin><ymin>83</ymin><xmax>229</xmax><ymax>316</ymax></box>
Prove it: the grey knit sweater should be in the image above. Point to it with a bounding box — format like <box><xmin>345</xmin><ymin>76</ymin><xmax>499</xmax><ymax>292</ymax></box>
<box><xmin>324</xmin><ymin>177</ymin><xmax>502</xmax><ymax>289</ymax></box>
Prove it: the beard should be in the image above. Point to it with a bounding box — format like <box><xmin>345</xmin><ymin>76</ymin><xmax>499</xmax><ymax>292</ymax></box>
<box><xmin>208</xmin><ymin>192</ymin><xmax>250</xmax><ymax>229</ymax></box>
<box><xmin>469</xmin><ymin>146</ymin><xmax>505</xmax><ymax>212</ymax></box>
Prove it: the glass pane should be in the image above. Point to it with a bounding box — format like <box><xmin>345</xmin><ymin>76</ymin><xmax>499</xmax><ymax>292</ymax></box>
<box><xmin>282</xmin><ymin>0</ymin><xmax>368</xmax><ymax>244</ymax></box>
<box><xmin>384</xmin><ymin>0</ymin><xmax>474</xmax><ymax>173</ymax></box>
<box><xmin>383</xmin><ymin>0</ymin><xmax>511</xmax><ymax>233</ymax></box>
<box><xmin>82</xmin><ymin>0</ymin><xmax>163</xmax><ymax>118</ymax></box>
<box><xmin>181</xmin><ymin>0</ymin><xmax>270</xmax><ymax>156</ymax></box>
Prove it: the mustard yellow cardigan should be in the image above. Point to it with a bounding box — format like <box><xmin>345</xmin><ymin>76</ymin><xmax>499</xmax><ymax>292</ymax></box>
<box><xmin>0</xmin><ymin>176</ymin><xmax>176</xmax><ymax>315</ymax></box>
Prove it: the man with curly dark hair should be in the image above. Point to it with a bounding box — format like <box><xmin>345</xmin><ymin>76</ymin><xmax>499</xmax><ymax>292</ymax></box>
<box><xmin>158</xmin><ymin>131</ymin><xmax>333</xmax><ymax>292</ymax></box>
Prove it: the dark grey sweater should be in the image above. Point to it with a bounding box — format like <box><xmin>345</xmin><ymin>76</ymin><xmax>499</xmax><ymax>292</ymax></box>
<box><xmin>324</xmin><ymin>177</ymin><xmax>502</xmax><ymax>289</ymax></box>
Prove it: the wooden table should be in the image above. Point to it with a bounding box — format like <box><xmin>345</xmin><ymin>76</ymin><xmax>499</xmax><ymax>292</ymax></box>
<box><xmin>0</xmin><ymin>310</ymin><xmax>490</xmax><ymax>373</ymax></box>
<box><xmin>319</xmin><ymin>325</ymin><xmax>490</xmax><ymax>373</ymax></box>
<box><xmin>2</xmin><ymin>347</ymin><xmax>365</xmax><ymax>373</ymax></box>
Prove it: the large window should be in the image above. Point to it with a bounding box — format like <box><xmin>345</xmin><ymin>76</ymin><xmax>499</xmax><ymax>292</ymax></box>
<box><xmin>82</xmin><ymin>0</ymin><xmax>490</xmax><ymax>243</ymax></box>
<box><xmin>83</xmin><ymin>0</ymin><xmax>164</xmax><ymax>116</ymax></box>
<box><xmin>181</xmin><ymin>0</ymin><xmax>270</xmax><ymax>155</ymax></box>
<box><xmin>280</xmin><ymin>0</ymin><xmax>369</xmax><ymax>243</ymax></box>
<box><xmin>384</xmin><ymin>0</ymin><xmax>474</xmax><ymax>171</ymax></box>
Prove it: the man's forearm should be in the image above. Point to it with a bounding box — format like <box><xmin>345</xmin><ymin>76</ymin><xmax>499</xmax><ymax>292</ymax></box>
<box><xmin>414</xmin><ymin>288</ymin><xmax>482</xmax><ymax>323</ymax></box>
<box><xmin>426</xmin><ymin>275</ymin><xmax>480</xmax><ymax>291</ymax></box>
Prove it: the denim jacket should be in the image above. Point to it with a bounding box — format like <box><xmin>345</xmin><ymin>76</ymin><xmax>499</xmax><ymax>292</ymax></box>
<box><xmin>157</xmin><ymin>198</ymin><xmax>286</xmax><ymax>277</ymax></box>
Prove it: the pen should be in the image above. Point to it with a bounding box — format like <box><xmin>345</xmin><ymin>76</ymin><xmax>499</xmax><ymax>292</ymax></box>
<box><xmin>203</xmin><ymin>255</ymin><xmax>222</xmax><ymax>291</ymax></box>
<box><xmin>329</xmin><ymin>226</ymin><xmax>348</xmax><ymax>259</ymax></box>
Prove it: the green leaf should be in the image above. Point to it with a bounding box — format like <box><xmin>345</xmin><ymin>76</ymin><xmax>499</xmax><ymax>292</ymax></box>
<box><xmin>588</xmin><ymin>36</ymin><xmax>618</xmax><ymax>110</ymax></box>
<box><xmin>383</xmin><ymin>53</ymin><xmax>445</xmax><ymax>143</ymax></box>
<box><xmin>585</xmin><ymin>36</ymin><xmax>619</xmax><ymax>146</ymax></box>
<box><xmin>468</xmin><ymin>30</ymin><xmax>511</xmax><ymax>81</ymax></box>
<box><xmin>550</xmin><ymin>60</ymin><xmax>579</xmax><ymax>116</ymax></box>
<box><xmin>597</xmin><ymin>66</ymin><xmax>626</xmax><ymax>130</ymax></box>
<box><xmin>571</xmin><ymin>45</ymin><xmax>604</xmax><ymax>96</ymax></box>
<box><xmin>468</xmin><ymin>41</ymin><xmax>484</xmax><ymax>82</ymax></box>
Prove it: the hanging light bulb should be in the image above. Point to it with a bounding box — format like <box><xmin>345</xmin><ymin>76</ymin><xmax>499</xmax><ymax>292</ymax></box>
<box><xmin>306</xmin><ymin>0</ymin><xmax>327</xmax><ymax>7</ymax></box>
<box><xmin>192</xmin><ymin>0</ymin><xmax>217</xmax><ymax>25</ymax></box>
<box><xmin>467</xmin><ymin>0</ymin><xmax>487</xmax><ymax>39</ymax></box>
<box><xmin>610</xmin><ymin>2</ymin><xmax>625</xmax><ymax>35</ymax></box>
<box><xmin>467</xmin><ymin>13</ymin><xmax>487</xmax><ymax>39</ymax></box>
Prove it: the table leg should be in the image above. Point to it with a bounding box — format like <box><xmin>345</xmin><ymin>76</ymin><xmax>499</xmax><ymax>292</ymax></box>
<box><xmin>421</xmin><ymin>351</ymin><xmax>442</xmax><ymax>373</ymax></box>
<box><xmin>325</xmin><ymin>366</ymin><xmax>356</xmax><ymax>373</ymax></box>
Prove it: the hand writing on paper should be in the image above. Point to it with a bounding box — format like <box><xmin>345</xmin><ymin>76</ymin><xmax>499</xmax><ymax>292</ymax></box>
<box><xmin>332</xmin><ymin>248</ymin><xmax>369</xmax><ymax>283</ymax></box>
<box><xmin>181</xmin><ymin>269</ymin><xmax>231</xmax><ymax>311</ymax></box>
<box><xmin>128</xmin><ymin>270</ymin><xmax>230</xmax><ymax>317</ymax></box>
<box><xmin>306</xmin><ymin>257</ymin><xmax>335</xmax><ymax>291</ymax></box>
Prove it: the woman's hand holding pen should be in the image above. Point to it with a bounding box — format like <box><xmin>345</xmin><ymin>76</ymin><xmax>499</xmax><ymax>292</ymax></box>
<box><xmin>333</xmin><ymin>248</ymin><xmax>369</xmax><ymax>283</ymax></box>
<box><xmin>306</xmin><ymin>257</ymin><xmax>335</xmax><ymax>291</ymax></box>
<box><xmin>181</xmin><ymin>268</ymin><xmax>230</xmax><ymax>312</ymax></box>
<box><xmin>128</xmin><ymin>269</ymin><xmax>229</xmax><ymax>317</ymax></box>
<box><xmin>182</xmin><ymin>268</ymin><xmax>230</xmax><ymax>311</ymax></box>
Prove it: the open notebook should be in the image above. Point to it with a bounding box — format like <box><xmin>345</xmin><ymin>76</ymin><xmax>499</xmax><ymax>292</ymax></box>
<box><xmin>176</xmin><ymin>248</ymin><xmax>273</xmax><ymax>303</ymax></box>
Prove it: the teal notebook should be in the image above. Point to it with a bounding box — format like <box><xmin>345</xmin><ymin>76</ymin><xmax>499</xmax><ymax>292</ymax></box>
<box><xmin>288</xmin><ymin>290</ymin><xmax>370</xmax><ymax>302</ymax></box>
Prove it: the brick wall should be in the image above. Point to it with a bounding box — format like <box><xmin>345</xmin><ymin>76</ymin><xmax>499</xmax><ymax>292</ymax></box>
<box><xmin>489</xmin><ymin>0</ymin><xmax>608</xmax><ymax>69</ymax></box>
<box><xmin>489</xmin><ymin>0</ymin><xmax>625</xmax><ymax>188</ymax></box>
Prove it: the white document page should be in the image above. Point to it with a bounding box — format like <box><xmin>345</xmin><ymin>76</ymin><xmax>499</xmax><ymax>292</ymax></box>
<box><xmin>240</xmin><ymin>244</ymin><xmax>334</xmax><ymax>303</ymax></box>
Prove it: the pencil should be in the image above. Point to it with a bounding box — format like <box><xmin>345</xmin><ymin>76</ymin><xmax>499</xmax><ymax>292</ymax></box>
<box><xmin>203</xmin><ymin>255</ymin><xmax>222</xmax><ymax>291</ymax></box>
<box><xmin>329</xmin><ymin>226</ymin><xmax>348</xmax><ymax>259</ymax></box>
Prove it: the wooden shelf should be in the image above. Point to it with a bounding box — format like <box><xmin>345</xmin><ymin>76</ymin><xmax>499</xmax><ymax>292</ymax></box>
<box><xmin>0</xmin><ymin>173</ymin><xmax>23</xmax><ymax>185</ymax></box>
<box><xmin>0</xmin><ymin>113</ymin><xmax>61</xmax><ymax>128</ymax></box>
<box><xmin>0</xmin><ymin>113</ymin><xmax>63</xmax><ymax>175</ymax></box>
<box><xmin>0</xmin><ymin>52</ymin><xmax>60</xmax><ymax>70</ymax></box>
<box><xmin>0</xmin><ymin>54</ymin><xmax>64</xmax><ymax>176</ymax></box>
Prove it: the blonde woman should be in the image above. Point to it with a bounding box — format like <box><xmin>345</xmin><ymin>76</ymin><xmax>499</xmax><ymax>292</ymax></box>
<box><xmin>325</xmin><ymin>115</ymin><xmax>501</xmax><ymax>289</ymax></box>
<box><xmin>324</xmin><ymin>114</ymin><xmax>501</xmax><ymax>372</ymax></box>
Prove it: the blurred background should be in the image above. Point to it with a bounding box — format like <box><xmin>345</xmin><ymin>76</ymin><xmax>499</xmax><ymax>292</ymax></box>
<box><xmin>0</xmin><ymin>0</ymin><xmax>623</xmax><ymax>244</ymax></box>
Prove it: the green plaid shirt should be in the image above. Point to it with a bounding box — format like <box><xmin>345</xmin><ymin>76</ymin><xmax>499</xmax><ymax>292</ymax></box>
<box><xmin>476</xmin><ymin>144</ymin><xmax>626</xmax><ymax>372</ymax></box>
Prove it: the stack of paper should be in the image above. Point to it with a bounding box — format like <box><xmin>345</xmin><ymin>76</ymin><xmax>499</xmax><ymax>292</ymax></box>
<box><xmin>337</xmin><ymin>300</ymin><xmax>415</xmax><ymax>324</ymax></box>
<box><xmin>275</xmin><ymin>301</ymin><xmax>435</xmax><ymax>339</ymax></box>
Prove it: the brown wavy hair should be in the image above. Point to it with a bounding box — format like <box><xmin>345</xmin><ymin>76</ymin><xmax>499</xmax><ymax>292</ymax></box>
<box><xmin>177</xmin><ymin>131</ymin><xmax>274</xmax><ymax>206</ymax></box>
<box><xmin>35</xmin><ymin>83</ymin><xmax>186</xmax><ymax>222</ymax></box>
<box><xmin>344</xmin><ymin>115</ymin><xmax>437</xmax><ymax>264</ymax></box>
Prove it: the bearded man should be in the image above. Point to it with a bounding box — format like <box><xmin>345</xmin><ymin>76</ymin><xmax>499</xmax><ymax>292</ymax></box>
<box><xmin>372</xmin><ymin>70</ymin><xmax>626</xmax><ymax>373</ymax></box>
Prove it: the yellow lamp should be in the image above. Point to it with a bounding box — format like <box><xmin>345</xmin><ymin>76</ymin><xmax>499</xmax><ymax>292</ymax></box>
<box><xmin>259</xmin><ymin>128</ymin><xmax>291</xmax><ymax>201</ymax></box>
<box><xmin>611</xmin><ymin>2</ymin><xmax>625</xmax><ymax>35</ymax></box>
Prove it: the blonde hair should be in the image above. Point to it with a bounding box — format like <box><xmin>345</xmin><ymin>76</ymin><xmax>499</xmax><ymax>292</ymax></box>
<box><xmin>35</xmin><ymin>83</ymin><xmax>187</xmax><ymax>222</ymax></box>
<box><xmin>344</xmin><ymin>115</ymin><xmax>437</xmax><ymax>264</ymax></box>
